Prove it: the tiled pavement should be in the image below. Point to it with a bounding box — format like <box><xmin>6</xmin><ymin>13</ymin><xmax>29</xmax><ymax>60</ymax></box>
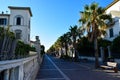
<box><xmin>36</xmin><ymin>54</ymin><xmax>120</xmax><ymax>80</ymax></box>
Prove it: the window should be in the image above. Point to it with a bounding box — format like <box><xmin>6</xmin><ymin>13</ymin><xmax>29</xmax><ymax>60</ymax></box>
<box><xmin>16</xmin><ymin>33</ymin><xmax>21</xmax><ymax>39</ymax></box>
<box><xmin>28</xmin><ymin>34</ymin><xmax>30</xmax><ymax>41</ymax></box>
<box><xmin>0</xmin><ymin>18</ymin><xmax>7</xmax><ymax>25</ymax></box>
<box><xmin>15</xmin><ymin>30</ymin><xmax>22</xmax><ymax>39</ymax></box>
<box><xmin>15</xmin><ymin>15</ymin><xmax>24</xmax><ymax>25</ymax></box>
<box><xmin>29</xmin><ymin>20</ymin><xmax>30</xmax><ymax>29</ymax></box>
<box><xmin>109</xmin><ymin>28</ymin><xmax>114</xmax><ymax>38</ymax></box>
<box><xmin>16</xmin><ymin>17</ymin><xmax>21</xmax><ymax>25</ymax></box>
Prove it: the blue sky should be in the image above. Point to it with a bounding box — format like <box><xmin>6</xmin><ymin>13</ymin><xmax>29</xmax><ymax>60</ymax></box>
<box><xmin>0</xmin><ymin>0</ymin><xmax>113</xmax><ymax>51</ymax></box>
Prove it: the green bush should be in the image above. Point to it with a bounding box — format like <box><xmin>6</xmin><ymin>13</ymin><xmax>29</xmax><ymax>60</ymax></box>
<box><xmin>111</xmin><ymin>36</ymin><xmax>120</xmax><ymax>53</ymax></box>
<box><xmin>76</xmin><ymin>38</ymin><xmax>111</xmax><ymax>57</ymax></box>
<box><xmin>15</xmin><ymin>41</ymin><xmax>31</xmax><ymax>57</ymax></box>
<box><xmin>30</xmin><ymin>47</ymin><xmax>36</xmax><ymax>51</ymax></box>
<box><xmin>98</xmin><ymin>38</ymin><xmax>111</xmax><ymax>48</ymax></box>
<box><xmin>77</xmin><ymin>37</ymin><xmax>94</xmax><ymax>56</ymax></box>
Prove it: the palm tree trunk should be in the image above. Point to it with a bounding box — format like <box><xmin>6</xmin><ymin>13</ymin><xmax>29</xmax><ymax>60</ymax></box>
<box><xmin>1</xmin><ymin>36</ymin><xmax>7</xmax><ymax>53</ymax></box>
<box><xmin>73</xmin><ymin>41</ymin><xmax>78</xmax><ymax>61</ymax></box>
<box><xmin>65</xmin><ymin>44</ymin><xmax>68</xmax><ymax>56</ymax></box>
<box><xmin>4</xmin><ymin>37</ymin><xmax>9</xmax><ymax>51</ymax></box>
<box><xmin>10</xmin><ymin>39</ymin><xmax>17</xmax><ymax>59</ymax></box>
<box><xmin>0</xmin><ymin>38</ymin><xmax>3</xmax><ymax>53</ymax></box>
<box><xmin>5</xmin><ymin>37</ymin><xmax>10</xmax><ymax>59</ymax></box>
<box><xmin>94</xmin><ymin>38</ymin><xmax>99</xmax><ymax>68</ymax></box>
<box><xmin>7</xmin><ymin>38</ymin><xmax>13</xmax><ymax>59</ymax></box>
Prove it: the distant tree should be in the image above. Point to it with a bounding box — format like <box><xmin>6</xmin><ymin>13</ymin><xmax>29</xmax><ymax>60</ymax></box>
<box><xmin>47</xmin><ymin>45</ymin><xmax>55</xmax><ymax>53</ymax></box>
<box><xmin>69</xmin><ymin>25</ymin><xmax>79</xmax><ymax>61</ymax></box>
<box><xmin>63</xmin><ymin>32</ymin><xmax>71</xmax><ymax>56</ymax></box>
<box><xmin>41</xmin><ymin>45</ymin><xmax>45</xmax><ymax>55</ymax></box>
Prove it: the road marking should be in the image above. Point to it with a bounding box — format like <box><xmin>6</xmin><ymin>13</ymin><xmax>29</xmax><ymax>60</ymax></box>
<box><xmin>46</xmin><ymin>55</ymin><xmax>71</xmax><ymax>80</ymax></box>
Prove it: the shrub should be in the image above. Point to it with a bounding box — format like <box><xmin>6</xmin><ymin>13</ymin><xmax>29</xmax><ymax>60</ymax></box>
<box><xmin>15</xmin><ymin>41</ymin><xmax>31</xmax><ymax>58</ymax></box>
<box><xmin>30</xmin><ymin>47</ymin><xmax>36</xmax><ymax>51</ymax></box>
<box><xmin>41</xmin><ymin>45</ymin><xmax>45</xmax><ymax>56</ymax></box>
<box><xmin>111</xmin><ymin>36</ymin><xmax>120</xmax><ymax>53</ymax></box>
<box><xmin>77</xmin><ymin>37</ymin><xmax>94</xmax><ymax>56</ymax></box>
<box><xmin>77</xmin><ymin>38</ymin><xmax>111</xmax><ymax>57</ymax></box>
<box><xmin>98</xmin><ymin>38</ymin><xmax>111</xmax><ymax>48</ymax></box>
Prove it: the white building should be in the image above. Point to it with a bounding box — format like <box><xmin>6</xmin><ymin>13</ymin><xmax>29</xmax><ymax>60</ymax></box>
<box><xmin>0</xmin><ymin>6</ymin><xmax>32</xmax><ymax>44</ymax></box>
<box><xmin>105</xmin><ymin>0</ymin><xmax>120</xmax><ymax>41</ymax></box>
<box><xmin>30</xmin><ymin>41</ymin><xmax>36</xmax><ymax>47</ymax></box>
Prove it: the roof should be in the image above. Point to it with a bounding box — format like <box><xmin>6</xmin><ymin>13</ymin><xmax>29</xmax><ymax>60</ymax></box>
<box><xmin>8</xmin><ymin>6</ymin><xmax>32</xmax><ymax>17</ymax></box>
<box><xmin>30</xmin><ymin>41</ymin><xmax>35</xmax><ymax>43</ymax></box>
<box><xmin>105</xmin><ymin>0</ymin><xmax>119</xmax><ymax>10</ymax></box>
<box><xmin>0</xmin><ymin>14</ymin><xmax>10</xmax><ymax>16</ymax></box>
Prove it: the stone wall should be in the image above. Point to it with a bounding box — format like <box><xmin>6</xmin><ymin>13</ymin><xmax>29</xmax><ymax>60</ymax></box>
<box><xmin>0</xmin><ymin>54</ymin><xmax>40</xmax><ymax>80</ymax></box>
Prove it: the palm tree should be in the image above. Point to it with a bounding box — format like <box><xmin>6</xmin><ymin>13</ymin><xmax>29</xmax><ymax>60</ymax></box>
<box><xmin>0</xmin><ymin>27</ymin><xmax>4</xmax><ymax>49</ymax></box>
<box><xmin>77</xmin><ymin>26</ymin><xmax>85</xmax><ymax>41</ymax></box>
<box><xmin>79</xmin><ymin>2</ymin><xmax>112</xmax><ymax>68</ymax></box>
<box><xmin>57</xmin><ymin>34</ymin><xmax>68</xmax><ymax>56</ymax></box>
<box><xmin>63</xmin><ymin>32</ymin><xmax>71</xmax><ymax>56</ymax></box>
<box><xmin>0</xmin><ymin>27</ymin><xmax>4</xmax><ymax>59</ymax></box>
<box><xmin>53</xmin><ymin>32</ymin><xmax>71</xmax><ymax>57</ymax></box>
<box><xmin>53</xmin><ymin>36</ymin><xmax>64</xmax><ymax>56</ymax></box>
<box><xmin>69</xmin><ymin>25</ymin><xmax>79</xmax><ymax>61</ymax></box>
<box><xmin>0</xmin><ymin>26</ymin><xmax>16</xmax><ymax>60</ymax></box>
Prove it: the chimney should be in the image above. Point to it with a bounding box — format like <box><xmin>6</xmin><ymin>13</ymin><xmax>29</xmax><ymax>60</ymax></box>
<box><xmin>2</xmin><ymin>11</ymin><xmax>4</xmax><ymax>14</ymax></box>
<box><xmin>6</xmin><ymin>11</ymin><xmax>8</xmax><ymax>14</ymax></box>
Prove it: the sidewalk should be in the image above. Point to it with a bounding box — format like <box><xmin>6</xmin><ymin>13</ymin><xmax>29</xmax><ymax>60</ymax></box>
<box><xmin>78</xmin><ymin>58</ymin><xmax>120</xmax><ymax>78</ymax></box>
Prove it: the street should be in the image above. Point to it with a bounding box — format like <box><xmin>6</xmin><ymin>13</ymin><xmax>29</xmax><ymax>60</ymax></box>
<box><xmin>36</xmin><ymin>54</ymin><xmax>120</xmax><ymax>80</ymax></box>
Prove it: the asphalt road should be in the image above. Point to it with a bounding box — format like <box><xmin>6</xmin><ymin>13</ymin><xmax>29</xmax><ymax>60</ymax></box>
<box><xmin>36</xmin><ymin>54</ymin><xmax>120</xmax><ymax>80</ymax></box>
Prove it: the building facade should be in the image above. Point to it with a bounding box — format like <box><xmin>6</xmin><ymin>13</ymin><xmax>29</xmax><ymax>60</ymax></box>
<box><xmin>0</xmin><ymin>6</ymin><xmax>32</xmax><ymax>44</ymax></box>
<box><xmin>105</xmin><ymin>0</ymin><xmax>120</xmax><ymax>41</ymax></box>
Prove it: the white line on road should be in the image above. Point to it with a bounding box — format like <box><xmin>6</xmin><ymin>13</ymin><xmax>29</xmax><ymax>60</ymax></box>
<box><xmin>46</xmin><ymin>55</ymin><xmax>71</xmax><ymax>80</ymax></box>
<box><xmin>36</xmin><ymin>78</ymin><xmax>65</xmax><ymax>80</ymax></box>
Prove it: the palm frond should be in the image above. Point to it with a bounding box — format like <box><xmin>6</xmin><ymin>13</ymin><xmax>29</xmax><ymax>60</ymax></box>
<box><xmin>97</xmin><ymin>7</ymin><xmax>105</xmax><ymax>14</ymax></box>
<box><xmin>84</xmin><ymin>5</ymin><xmax>89</xmax><ymax>11</ymax></box>
<box><xmin>90</xmin><ymin>2</ymin><xmax>98</xmax><ymax>10</ymax></box>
